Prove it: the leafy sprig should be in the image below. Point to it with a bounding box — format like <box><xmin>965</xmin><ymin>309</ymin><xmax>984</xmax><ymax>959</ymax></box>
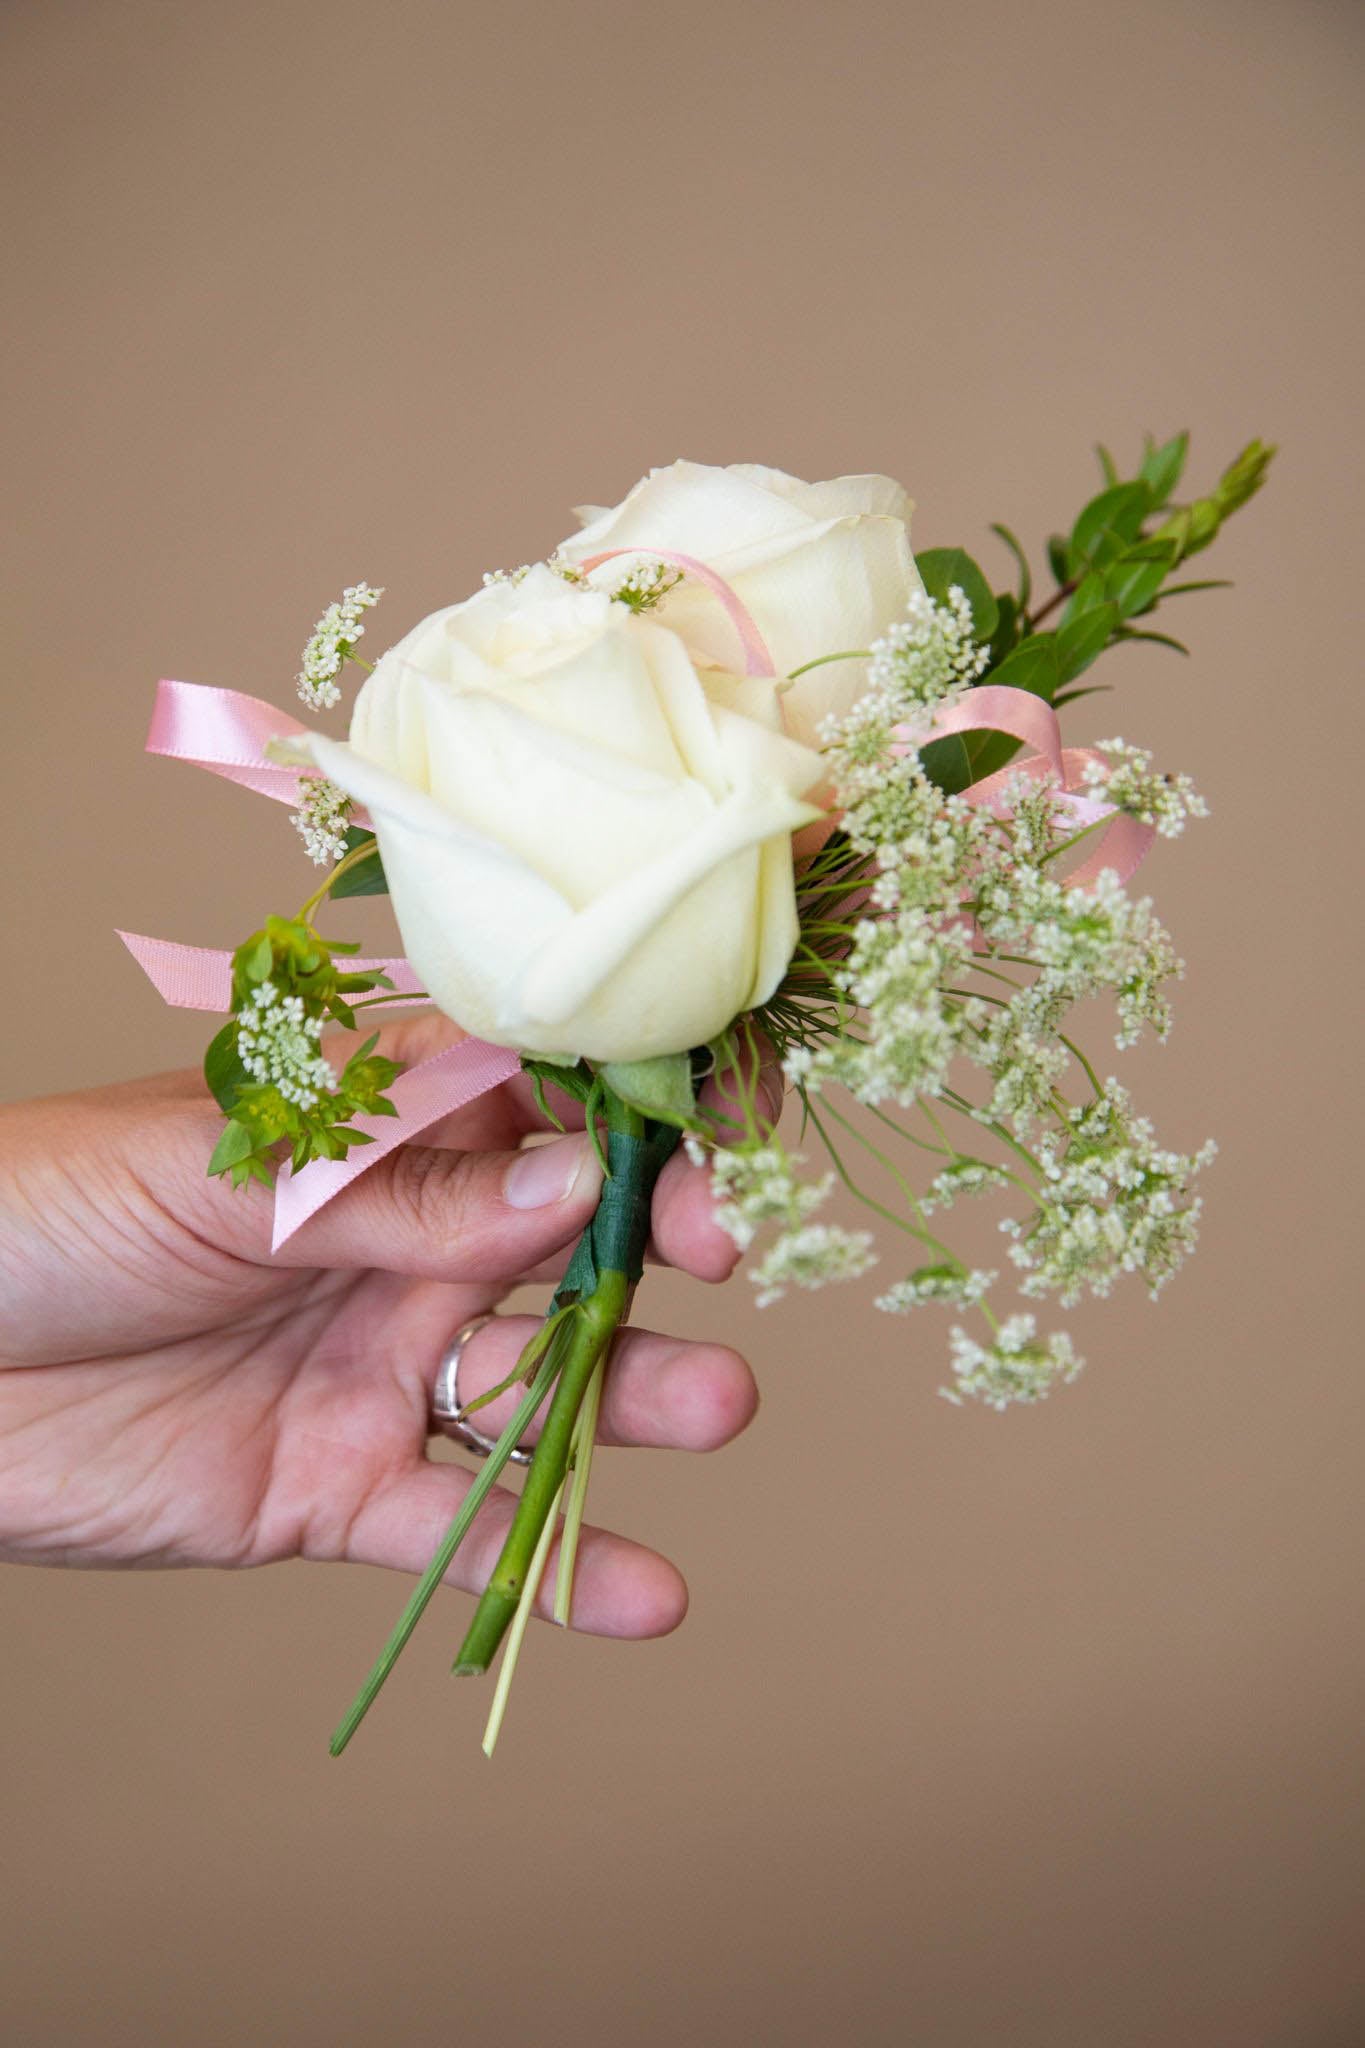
<box><xmin>919</xmin><ymin>433</ymin><xmax>1274</xmax><ymax>793</ymax></box>
<box><xmin>205</xmin><ymin>915</ymin><xmax>400</xmax><ymax>1187</ymax></box>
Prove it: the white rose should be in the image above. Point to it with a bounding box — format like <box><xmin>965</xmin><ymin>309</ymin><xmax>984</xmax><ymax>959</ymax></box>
<box><xmin>296</xmin><ymin>566</ymin><xmax>824</xmax><ymax>1062</ymax></box>
<box><xmin>557</xmin><ymin>460</ymin><xmax>923</xmax><ymax>748</ymax></box>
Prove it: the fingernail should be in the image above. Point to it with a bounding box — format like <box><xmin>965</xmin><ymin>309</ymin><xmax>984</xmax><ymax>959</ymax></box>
<box><xmin>504</xmin><ymin>1134</ymin><xmax>598</xmax><ymax>1210</ymax></box>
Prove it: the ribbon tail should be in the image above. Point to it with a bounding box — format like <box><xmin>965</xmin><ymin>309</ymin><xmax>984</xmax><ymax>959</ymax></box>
<box><xmin>270</xmin><ymin>1038</ymin><xmax>522</xmax><ymax>1251</ymax></box>
<box><xmin>118</xmin><ymin>932</ymin><xmax>425</xmax><ymax>1012</ymax></box>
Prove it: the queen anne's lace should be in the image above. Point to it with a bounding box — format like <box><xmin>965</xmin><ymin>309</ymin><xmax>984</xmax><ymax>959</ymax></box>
<box><xmin>238</xmin><ymin>983</ymin><xmax>334</xmax><ymax>1108</ymax></box>
<box><xmin>297</xmin><ymin>583</ymin><xmax>383</xmax><ymax>710</ymax></box>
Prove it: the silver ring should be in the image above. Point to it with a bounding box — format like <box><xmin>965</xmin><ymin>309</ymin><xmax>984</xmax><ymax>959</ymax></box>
<box><xmin>431</xmin><ymin>1315</ymin><xmax>534</xmax><ymax>1465</ymax></box>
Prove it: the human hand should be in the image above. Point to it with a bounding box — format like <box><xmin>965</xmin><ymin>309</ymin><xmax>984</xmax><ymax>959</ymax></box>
<box><xmin>0</xmin><ymin>1013</ymin><xmax>765</xmax><ymax>1640</ymax></box>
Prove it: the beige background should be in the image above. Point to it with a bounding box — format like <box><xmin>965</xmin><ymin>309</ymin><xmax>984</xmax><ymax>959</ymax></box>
<box><xmin>3</xmin><ymin>2</ymin><xmax>1362</xmax><ymax>2043</ymax></box>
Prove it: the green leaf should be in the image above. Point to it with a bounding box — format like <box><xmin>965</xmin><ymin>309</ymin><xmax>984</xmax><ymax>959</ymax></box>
<box><xmin>1106</xmin><ymin>556</ymin><xmax>1169</xmax><ymax>620</ymax></box>
<box><xmin>988</xmin><ymin>523</ymin><xmax>1032</xmax><ymax>612</ymax></box>
<box><xmin>1115</xmin><ymin>627</ymin><xmax>1189</xmax><ymax>655</ymax></box>
<box><xmin>1139</xmin><ymin>430</ymin><xmax>1189</xmax><ymax>507</ymax></box>
<box><xmin>208</xmin><ymin>1118</ymin><xmax>255</xmax><ymax>1177</ymax></box>
<box><xmin>1070</xmin><ymin>481</ymin><xmax>1151</xmax><ymax>566</ymax></box>
<box><xmin>918</xmin><ymin>731</ymin><xmax>976</xmax><ymax>797</ymax></box>
<box><xmin>204</xmin><ymin>1022</ymin><xmax>249</xmax><ymax>1112</ymax></box>
<box><xmin>914</xmin><ymin>547</ymin><xmax>999</xmax><ymax>642</ymax></box>
<box><xmin>1050</xmin><ymin>684</ymin><xmax>1114</xmax><ymax>708</ymax></box>
<box><xmin>984</xmin><ymin>590</ymin><xmax>1019</xmax><ymax>672</ymax></box>
<box><xmin>241</xmin><ymin>932</ymin><xmax>274</xmax><ymax>985</ymax></box>
<box><xmin>1046</xmin><ymin>534</ymin><xmax>1073</xmax><ymax>585</ymax></box>
<box><xmin>331</xmin><ymin>828</ymin><xmax>389</xmax><ymax>899</ymax></box>
<box><xmin>599</xmin><ymin>1053</ymin><xmax>698</xmax><ymax>1130</ymax></box>
<box><xmin>1096</xmin><ymin>443</ymin><xmax>1120</xmax><ymax>487</ymax></box>
<box><xmin>986</xmin><ymin>633</ymin><xmax>1061</xmax><ymax>701</ymax></box>
<box><xmin>1056</xmin><ymin>601</ymin><xmax>1119</xmax><ymax>681</ymax></box>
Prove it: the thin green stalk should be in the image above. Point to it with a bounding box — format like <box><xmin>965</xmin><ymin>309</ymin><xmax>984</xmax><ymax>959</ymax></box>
<box><xmin>296</xmin><ymin>838</ymin><xmax>381</xmax><ymax>922</ymax></box>
<box><xmin>786</xmin><ymin>647</ymin><xmax>871</xmax><ymax>679</ymax></box>
<box><xmin>801</xmin><ymin>1095</ymin><xmax>942</xmax><ymax>1252</ymax></box>
<box><xmin>328</xmin><ymin>1326</ymin><xmax>566</xmax><ymax>1757</ymax></box>
<box><xmin>553</xmin><ymin>1354</ymin><xmax>606</xmax><ymax>1626</ymax></box>
<box><xmin>453</xmin><ymin>1267</ymin><xmax>628</xmax><ymax>1676</ymax></box>
<box><xmin>481</xmin><ymin>1476</ymin><xmax>566</xmax><ymax>1759</ymax></box>
<box><xmin>816</xmin><ymin>1095</ymin><xmax>959</xmax><ymax>1264</ymax></box>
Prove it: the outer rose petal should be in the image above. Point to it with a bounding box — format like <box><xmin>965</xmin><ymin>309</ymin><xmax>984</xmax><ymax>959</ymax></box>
<box><xmin>301</xmin><ymin>722</ymin><xmax>823</xmax><ymax>1062</ymax></box>
<box><xmin>557</xmin><ymin>459</ymin><xmax>923</xmax><ymax>749</ymax></box>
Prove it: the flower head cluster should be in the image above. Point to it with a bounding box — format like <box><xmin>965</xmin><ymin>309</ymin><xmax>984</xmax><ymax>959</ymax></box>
<box><xmin>297</xmin><ymin>583</ymin><xmax>383</xmax><ymax>710</ymax></box>
<box><xmin>976</xmin><ymin>864</ymin><xmax>1183</xmax><ymax>1049</ymax></box>
<box><xmin>709</xmin><ymin>1143</ymin><xmax>833</xmax><ymax>1252</ymax></box>
<box><xmin>943</xmin><ymin>1316</ymin><xmax>1082</xmax><ymax>1410</ymax></box>
<box><xmin>751</xmin><ymin>1222</ymin><xmax>878</xmax><ymax>1307</ymax></box>
<box><xmin>290</xmin><ymin>774</ymin><xmax>352</xmax><ymax>866</ymax></box>
<box><xmin>237</xmin><ymin>982</ymin><xmax>334</xmax><ymax>1108</ymax></box>
<box><xmin>864</xmin><ymin>586</ymin><xmax>990</xmax><ymax>730</ymax></box>
<box><xmin>603</xmin><ymin>558</ymin><xmax>685</xmax><ymax>613</ymax></box>
<box><xmin>791</xmin><ymin>910</ymin><xmax>975</xmax><ymax>1107</ymax></box>
<box><xmin>1004</xmin><ymin>1081</ymin><xmax>1215</xmax><ymax>1303</ymax></box>
<box><xmin>706</xmin><ymin>1141</ymin><xmax>875</xmax><ymax>1305</ymax></box>
<box><xmin>1082</xmin><ymin>739</ymin><xmax>1208</xmax><ymax>839</ymax></box>
<box><xmin>922</xmin><ymin>1158</ymin><xmax>1012</xmax><ymax>1212</ymax></box>
<box><xmin>877</xmin><ymin>1263</ymin><xmax>995</xmax><ymax>1313</ymax></box>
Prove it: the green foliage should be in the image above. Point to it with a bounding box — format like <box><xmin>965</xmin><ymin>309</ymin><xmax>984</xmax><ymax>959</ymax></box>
<box><xmin>206</xmin><ymin>915</ymin><xmax>401</xmax><ymax>1189</ymax></box>
<box><xmin>599</xmin><ymin>1052</ymin><xmax>699</xmax><ymax>1130</ymax></box>
<box><xmin>914</xmin><ymin>547</ymin><xmax>999</xmax><ymax>643</ymax></box>
<box><xmin>330</xmin><ymin>827</ymin><xmax>390</xmax><ymax>898</ymax></box>
<box><xmin>919</xmin><ymin>431</ymin><xmax>1274</xmax><ymax>795</ymax></box>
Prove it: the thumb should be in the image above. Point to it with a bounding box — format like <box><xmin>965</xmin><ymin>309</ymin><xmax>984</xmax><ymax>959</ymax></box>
<box><xmin>267</xmin><ymin>1131</ymin><xmax>604</xmax><ymax>1280</ymax></box>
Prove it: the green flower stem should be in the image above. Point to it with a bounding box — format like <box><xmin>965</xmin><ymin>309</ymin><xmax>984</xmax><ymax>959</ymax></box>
<box><xmin>453</xmin><ymin>1089</ymin><xmax>668</xmax><ymax>1682</ymax></box>
<box><xmin>481</xmin><ymin>1474</ymin><xmax>567</xmax><ymax>1759</ymax></box>
<box><xmin>296</xmin><ymin>838</ymin><xmax>381</xmax><ymax>922</ymax></box>
<box><xmin>328</xmin><ymin>1329</ymin><xmax>566</xmax><ymax>1758</ymax></box>
<box><xmin>553</xmin><ymin>1354</ymin><xmax>605</xmax><ymax>1626</ymax></box>
<box><xmin>452</xmin><ymin>1263</ymin><xmax>630</xmax><ymax>1676</ymax></box>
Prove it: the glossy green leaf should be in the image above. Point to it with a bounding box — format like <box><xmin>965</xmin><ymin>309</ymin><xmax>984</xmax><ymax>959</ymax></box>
<box><xmin>918</xmin><ymin>731</ymin><xmax>976</xmax><ymax>796</ymax></box>
<box><xmin>1071</xmin><ymin>481</ymin><xmax>1151</xmax><ymax>566</ymax></box>
<box><xmin>331</xmin><ymin>828</ymin><xmax>389</xmax><ymax>899</ymax></box>
<box><xmin>988</xmin><ymin>523</ymin><xmax>1032</xmax><ymax>612</ymax></box>
<box><xmin>1139</xmin><ymin>430</ymin><xmax>1189</xmax><ymax>506</ymax></box>
<box><xmin>986</xmin><ymin>633</ymin><xmax>1061</xmax><ymax>701</ymax></box>
<box><xmin>208</xmin><ymin>1118</ymin><xmax>255</xmax><ymax>1177</ymax></box>
<box><xmin>914</xmin><ymin>547</ymin><xmax>999</xmax><ymax>642</ymax></box>
<box><xmin>1056</xmin><ymin>601</ymin><xmax>1119</xmax><ymax>681</ymax></box>
<box><xmin>204</xmin><ymin>1022</ymin><xmax>248</xmax><ymax>1112</ymax></box>
<box><xmin>1106</xmin><ymin>556</ymin><xmax>1169</xmax><ymax>619</ymax></box>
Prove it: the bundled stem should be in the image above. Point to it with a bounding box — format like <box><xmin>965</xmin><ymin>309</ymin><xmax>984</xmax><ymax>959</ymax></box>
<box><xmin>330</xmin><ymin>1082</ymin><xmax>675</xmax><ymax>1754</ymax></box>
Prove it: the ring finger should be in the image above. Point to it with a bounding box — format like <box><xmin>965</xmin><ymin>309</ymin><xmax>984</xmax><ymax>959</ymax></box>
<box><xmin>436</xmin><ymin>1314</ymin><xmax>759</xmax><ymax>1455</ymax></box>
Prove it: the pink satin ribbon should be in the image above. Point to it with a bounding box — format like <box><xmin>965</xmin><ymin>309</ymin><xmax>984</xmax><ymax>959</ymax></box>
<box><xmin>909</xmin><ymin>685</ymin><xmax>1155</xmax><ymax>885</ymax></box>
<box><xmin>130</xmin><ymin>606</ymin><xmax>1150</xmax><ymax>1249</ymax></box>
<box><xmin>578</xmin><ymin>548</ymin><xmax>777</xmax><ymax>678</ymax></box>
<box><xmin>269</xmin><ymin>1036</ymin><xmax>521</xmax><ymax>1251</ymax></box>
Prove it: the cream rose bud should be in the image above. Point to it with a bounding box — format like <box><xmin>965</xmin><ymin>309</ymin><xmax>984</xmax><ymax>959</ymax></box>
<box><xmin>557</xmin><ymin>460</ymin><xmax>924</xmax><ymax>749</ymax></box>
<box><xmin>296</xmin><ymin>567</ymin><xmax>825</xmax><ymax>1062</ymax></box>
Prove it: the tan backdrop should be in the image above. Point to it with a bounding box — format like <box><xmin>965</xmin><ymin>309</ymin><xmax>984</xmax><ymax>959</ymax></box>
<box><xmin>3</xmin><ymin>2</ymin><xmax>1362</xmax><ymax>2043</ymax></box>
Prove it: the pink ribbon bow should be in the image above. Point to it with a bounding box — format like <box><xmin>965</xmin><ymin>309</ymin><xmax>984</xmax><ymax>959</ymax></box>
<box><xmin>127</xmin><ymin>580</ymin><xmax>1150</xmax><ymax>1249</ymax></box>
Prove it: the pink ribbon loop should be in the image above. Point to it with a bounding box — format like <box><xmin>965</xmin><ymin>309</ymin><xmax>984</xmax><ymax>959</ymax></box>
<box><xmin>118</xmin><ymin>932</ymin><xmax>427</xmax><ymax>1012</ymax></box>
<box><xmin>578</xmin><ymin>547</ymin><xmax>776</xmax><ymax>679</ymax></box>
<box><xmin>897</xmin><ymin>690</ymin><xmax>1156</xmax><ymax>892</ymax></box>
<box><xmin>147</xmin><ymin>679</ymin><xmax>313</xmax><ymax>804</ymax></box>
